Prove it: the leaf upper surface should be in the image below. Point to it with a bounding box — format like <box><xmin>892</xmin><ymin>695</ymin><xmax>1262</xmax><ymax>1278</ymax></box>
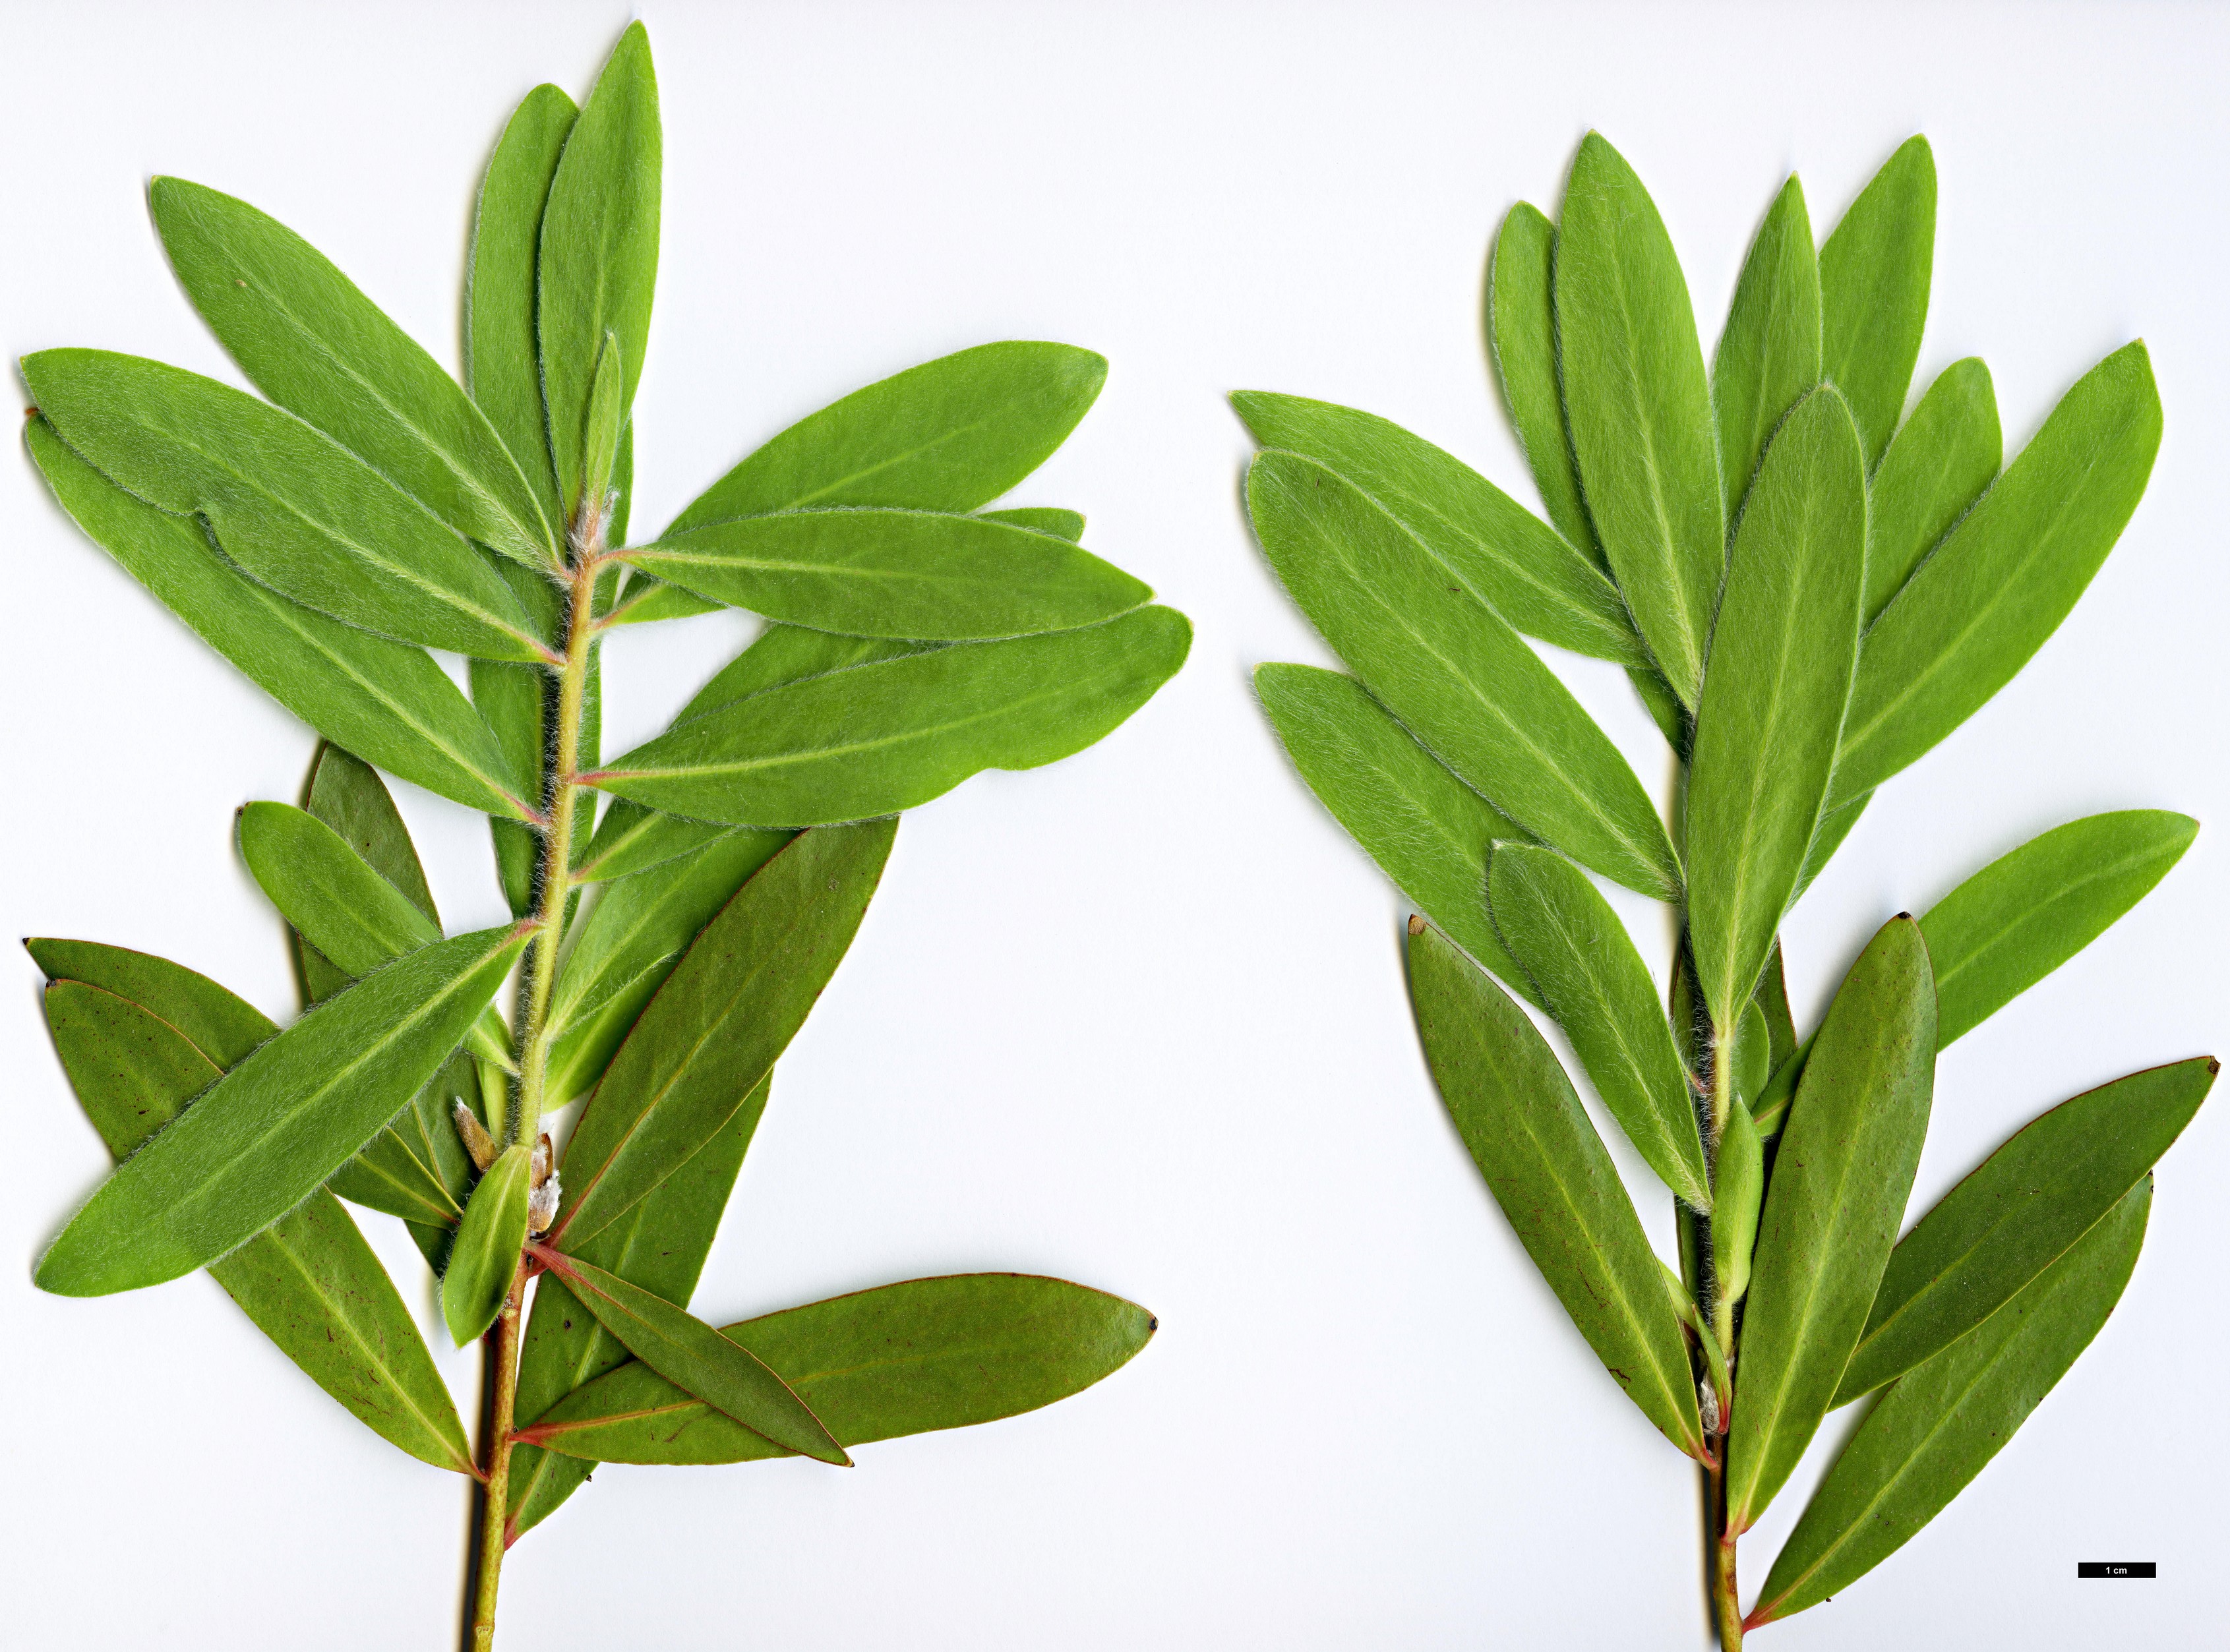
<box><xmin>1819</xmin><ymin>137</ymin><xmax>1937</xmax><ymax>469</ymax></box>
<box><xmin>1712</xmin><ymin>175</ymin><xmax>1823</xmax><ymax>522</ymax></box>
<box><xmin>1488</xmin><ymin>202</ymin><xmax>1600</xmax><ymax>564</ymax></box>
<box><xmin>1864</xmin><ymin>357</ymin><xmax>1999</xmax><ymax>624</ymax></box>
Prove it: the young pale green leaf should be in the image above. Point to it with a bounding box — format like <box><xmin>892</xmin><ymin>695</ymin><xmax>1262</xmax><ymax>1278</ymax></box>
<box><xmin>1686</xmin><ymin>386</ymin><xmax>1867</xmax><ymax>1028</ymax></box>
<box><xmin>1710</xmin><ymin>1098</ymin><xmax>1764</xmax><ymax>1309</ymax></box>
<box><xmin>620</xmin><ymin>508</ymin><xmax>1150</xmax><ymax>640</ymax></box>
<box><xmin>1919</xmin><ymin>810</ymin><xmax>2196</xmax><ymax>1049</ymax></box>
<box><xmin>589</xmin><ymin>606</ymin><xmax>1189</xmax><ymax>827</ymax></box>
<box><xmin>1755</xmin><ymin>942</ymin><xmax>1799</xmax><ymax>1073</ymax></box>
<box><xmin>1726</xmin><ymin>916</ymin><xmax>1936</xmax><ymax>1531</ymax></box>
<box><xmin>520</xmin><ymin>1272</ymin><xmax>1154</xmax><ymax>1465</ymax></box>
<box><xmin>467</xmin><ymin>82</ymin><xmax>578</xmax><ymax>527</ymax></box>
<box><xmin>1555</xmin><ymin>133</ymin><xmax>1724</xmax><ymax>707</ymax></box>
<box><xmin>667</xmin><ymin>342</ymin><xmax>1107</xmax><ymax>531</ymax></box>
<box><xmin>1256</xmin><ymin>663</ymin><xmax>1540</xmax><ymax>1003</ymax></box>
<box><xmin>1731</xmin><ymin>1002</ymin><xmax>1772</xmax><ymax>1109</ymax></box>
<box><xmin>553</xmin><ymin>821</ymin><xmax>893</xmax><ymax>1249</ymax></box>
<box><xmin>1406</xmin><ymin>920</ymin><xmax>1707</xmax><ymax>1460</ymax></box>
<box><xmin>43</xmin><ymin>976</ymin><xmax>471</xmax><ymax>1473</ymax></box>
<box><xmin>23</xmin><ymin>351</ymin><xmax>547</xmax><ymax>661</ymax></box>
<box><xmin>1837</xmin><ymin>343</ymin><xmax>2163</xmax><ymax>802</ymax></box>
<box><xmin>1865</xmin><ymin>358</ymin><xmax>1999</xmax><ymax>623</ymax></box>
<box><xmin>444</xmin><ymin>1144</ymin><xmax>532</xmax><ymax>1347</ymax></box>
<box><xmin>1488</xmin><ymin>202</ymin><xmax>1600</xmax><ymax>564</ymax></box>
<box><xmin>509</xmin><ymin>1075</ymin><xmax>768</xmax><ymax>1536</ymax></box>
<box><xmin>1712</xmin><ymin>175</ymin><xmax>1823</xmax><ymax>518</ymax></box>
<box><xmin>1486</xmin><ymin>844</ymin><xmax>1710</xmax><ymax>1208</ymax></box>
<box><xmin>981</xmin><ymin>506</ymin><xmax>1084</xmax><ymax>540</ymax></box>
<box><xmin>1231</xmin><ymin>394</ymin><xmax>1641</xmax><ymax>666</ymax></box>
<box><xmin>1247</xmin><ymin>451</ymin><xmax>1679</xmax><ymax>900</ymax></box>
<box><xmin>1819</xmin><ymin>136</ymin><xmax>1936</xmax><ymax>469</ymax></box>
<box><xmin>530</xmin><ymin>1245</ymin><xmax>847</xmax><ymax>1466</ymax></box>
<box><xmin>36</xmin><ymin>923</ymin><xmax>528</xmax><ymax>1297</ymax></box>
<box><xmin>543</xmin><ymin>824</ymin><xmax>791</xmax><ymax>1105</ymax></box>
<box><xmin>152</xmin><ymin>177</ymin><xmax>555</xmax><ymax>566</ymax></box>
<box><xmin>238</xmin><ymin>802</ymin><xmax>513</xmax><ymax>1069</ymax></box>
<box><xmin>1836</xmin><ymin>1059</ymin><xmax>2211</xmax><ymax>1405</ymax></box>
<box><xmin>539</xmin><ymin>22</ymin><xmax>659</xmax><ymax>516</ymax></box>
<box><xmin>578</xmin><ymin>331</ymin><xmax>626</xmax><ymax>514</ymax></box>
<box><xmin>27</xmin><ymin>419</ymin><xmax>537</xmax><ymax>819</ymax></box>
<box><xmin>1753</xmin><ymin>1177</ymin><xmax>2149</xmax><ymax>1627</ymax></box>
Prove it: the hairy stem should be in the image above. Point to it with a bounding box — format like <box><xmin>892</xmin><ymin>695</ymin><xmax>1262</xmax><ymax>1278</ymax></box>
<box><xmin>464</xmin><ymin>514</ymin><xmax>605</xmax><ymax>1648</ymax></box>
<box><xmin>1709</xmin><ymin>1454</ymin><xmax>1745</xmax><ymax>1651</ymax></box>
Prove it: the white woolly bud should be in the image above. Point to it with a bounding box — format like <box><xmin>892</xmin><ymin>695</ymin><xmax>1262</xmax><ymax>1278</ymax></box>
<box><xmin>527</xmin><ymin>1172</ymin><xmax>562</xmax><ymax>1236</ymax></box>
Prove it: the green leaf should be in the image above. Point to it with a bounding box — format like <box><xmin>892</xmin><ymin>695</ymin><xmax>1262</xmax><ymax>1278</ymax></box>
<box><xmin>1795</xmin><ymin>787</ymin><xmax>1869</xmax><ymax>900</ymax></box>
<box><xmin>666</xmin><ymin>342</ymin><xmax>1107</xmax><ymax>531</ymax></box>
<box><xmin>531</xmin><ymin>1245</ymin><xmax>848</xmax><ymax>1466</ymax></box>
<box><xmin>1406</xmin><ymin>920</ymin><xmax>1706</xmax><ymax>1460</ymax></box>
<box><xmin>1919</xmin><ymin>810</ymin><xmax>2195</xmax><ymax>1049</ymax></box>
<box><xmin>302</xmin><ymin>744</ymin><xmax>438</xmax><ymax>916</ymax></box>
<box><xmin>42</xmin><ymin>974</ymin><xmax>471</xmax><ymax>1473</ymax></box>
<box><xmin>1710</xmin><ymin>1098</ymin><xmax>1763</xmax><ymax>1308</ymax></box>
<box><xmin>1486</xmin><ymin>843</ymin><xmax>1710</xmax><ymax>1208</ymax></box>
<box><xmin>1246</xmin><ymin>450</ymin><xmax>1678</xmax><ymax>899</ymax></box>
<box><xmin>1753</xmin><ymin>941</ymin><xmax>1799</xmax><ymax>1075</ymax></box>
<box><xmin>444</xmin><ymin>1144</ymin><xmax>532</xmax><ymax>1347</ymax></box>
<box><xmin>1488</xmin><ymin>201</ymin><xmax>1598</xmax><ymax>563</ymax></box>
<box><xmin>621</xmin><ymin>508</ymin><xmax>1150</xmax><ymax>641</ymax></box>
<box><xmin>1554</xmin><ymin>133</ymin><xmax>1724</xmax><ymax>707</ymax></box>
<box><xmin>1836</xmin><ymin>343</ymin><xmax>2163</xmax><ymax>801</ymax></box>
<box><xmin>1835</xmin><ymin>1058</ymin><xmax>2211</xmax><ymax>1404</ymax></box>
<box><xmin>238</xmin><ymin>802</ymin><xmax>514</xmax><ymax>1069</ymax></box>
<box><xmin>1255</xmin><ymin>663</ymin><xmax>1539</xmax><ymax>1004</ymax></box>
<box><xmin>1231</xmin><ymin>393</ymin><xmax>1642</xmax><ymax>666</ymax></box>
<box><xmin>539</xmin><ymin>22</ymin><xmax>659</xmax><ymax>517</ymax></box>
<box><xmin>151</xmin><ymin>177</ymin><xmax>555</xmax><ymax>566</ymax></box>
<box><xmin>552</xmin><ymin>821</ymin><xmax>894</xmax><ymax>1249</ymax></box>
<box><xmin>467</xmin><ymin>82</ymin><xmax>578</xmax><ymax>528</ymax></box>
<box><xmin>521</xmin><ymin>1273</ymin><xmax>1153</xmax><ymax>1465</ymax></box>
<box><xmin>1725</xmin><ymin>915</ymin><xmax>1936</xmax><ymax>1531</ymax></box>
<box><xmin>36</xmin><ymin>923</ymin><xmax>529</xmax><ymax>1296</ymax></box>
<box><xmin>1685</xmin><ymin>386</ymin><xmax>1867</xmax><ymax>1028</ymax></box>
<box><xmin>589</xmin><ymin>606</ymin><xmax>1190</xmax><ymax>827</ymax></box>
<box><xmin>981</xmin><ymin>506</ymin><xmax>1084</xmax><ymax>540</ymax></box>
<box><xmin>1731</xmin><ymin>1002</ymin><xmax>1772</xmax><ymax>1109</ymax></box>
<box><xmin>1629</xmin><ymin>665</ymin><xmax>1686</xmax><ymax>752</ymax></box>
<box><xmin>1712</xmin><ymin>175</ymin><xmax>1822</xmax><ymax>519</ymax></box>
<box><xmin>25</xmin><ymin>937</ymin><xmax>268</xmax><ymax>1068</ymax></box>
<box><xmin>1819</xmin><ymin>136</ymin><xmax>1936</xmax><ymax>469</ymax></box>
<box><xmin>578</xmin><ymin>331</ymin><xmax>625</xmax><ymax>516</ymax></box>
<box><xmin>1753</xmin><ymin>1177</ymin><xmax>2150</xmax><ymax>1626</ymax></box>
<box><xmin>22</xmin><ymin>351</ymin><xmax>547</xmax><ymax>661</ymax></box>
<box><xmin>1864</xmin><ymin>358</ymin><xmax>1999</xmax><ymax>624</ymax></box>
<box><xmin>26</xmin><ymin>419</ymin><xmax>536</xmax><ymax>819</ymax></box>
<box><xmin>509</xmin><ymin>1074</ymin><xmax>768</xmax><ymax>1537</ymax></box>
<box><xmin>543</xmin><ymin>823</ymin><xmax>791</xmax><ymax>1105</ymax></box>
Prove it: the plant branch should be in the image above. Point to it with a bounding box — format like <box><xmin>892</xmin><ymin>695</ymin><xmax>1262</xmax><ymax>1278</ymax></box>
<box><xmin>466</xmin><ymin>1260</ymin><xmax>527</xmax><ymax>1652</ymax></box>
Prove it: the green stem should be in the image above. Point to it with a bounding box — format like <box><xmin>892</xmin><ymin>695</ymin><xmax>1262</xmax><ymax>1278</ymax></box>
<box><xmin>1710</xmin><ymin>1460</ymin><xmax>1745</xmax><ymax>1651</ymax></box>
<box><xmin>467</xmin><ymin>1261</ymin><xmax>527</xmax><ymax>1652</ymax></box>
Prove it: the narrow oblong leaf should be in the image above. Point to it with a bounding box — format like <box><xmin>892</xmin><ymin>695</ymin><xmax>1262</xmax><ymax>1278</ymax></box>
<box><xmin>531</xmin><ymin>1245</ymin><xmax>848</xmax><ymax>1466</ymax></box>
<box><xmin>1836</xmin><ymin>343</ymin><xmax>2164</xmax><ymax>802</ymax></box>
<box><xmin>1488</xmin><ymin>201</ymin><xmax>1598</xmax><ymax>562</ymax></box>
<box><xmin>539</xmin><ymin>22</ymin><xmax>659</xmax><ymax>516</ymax></box>
<box><xmin>1406</xmin><ymin>920</ymin><xmax>1706</xmax><ymax>1460</ymax></box>
<box><xmin>1231</xmin><ymin>392</ymin><xmax>1642</xmax><ymax>665</ymax></box>
<box><xmin>152</xmin><ymin>177</ymin><xmax>555</xmax><ymax>566</ymax></box>
<box><xmin>1255</xmin><ymin>663</ymin><xmax>1539</xmax><ymax>1003</ymax></box>
<box><xmin>42</xmin><ymin>975</ymin><xmax>470</xmax><ymax>1473</ymax></box>
<box><xmin>1864</xmin><ymin>357</ymin><xmax>1999</xmax><ymax>623</ymax></box>
<box><xmin>1712</xmin><ymin>174</ymin><xmax>1822</xmax><ymax>516</ymax></box>
<box><xmin>1752</xmin><ymin>1178</ymin><xmax>2150</xmax><ymax>1627</ymax></box>
<box><xmin>981</xmin><ymin>506</ymin><xmax>1084</xmax><ymax>540</ymax></box>
<box><xmin>1246</xmin><ymin>450</ymin><xmax>1679</xmax><ymax>899</ymax></box>
<box><xmin>26</xmin><ymin>937</ymin><xmax>267</xmax><ymax>1068</ymax></box>
<box><xmin>467</xmin><ymin>82</ymin><xmax>578</xmax><ymax>527</ymax></box>
<box><xmin>621</xmin><ymin>508</ymin><xmax>1150</xmax><ymax>641</ymax></box>
<box><xmin>1835</xmin><ymin>1059</ymin><xmax>2211</xmax><ymax>1404</ymax></box>
<box><xmin>552</xmin><ymin>821</ymin><xmax>893</xmax><ymax>1249</ymax></box>
<box><xmin>1726</xmin><ymin>915</ymin><xmax>1936</xmax><ymax>1531</ymax></box>
<box><xmin>36</xmin><ymin>922</ymin><xmax>529</xmax><ymax>1297</ymax></box>
<box><xmin>589</xmin><ymin>606</ymin><xmax>1190</xmax><ymax>828</ymax></box>
<box><xmin>1918</xmin><ymin>810</ymin><xmax>2196</xmax><ymax>1049</ymax></box>
<box><xmin>27</xmin><ymin>420</ymin><xmax>536</xmax><ymax>819</ymax></box>
<box><xmin>543</xmin><ymin>823</ymin><xmax>791</xmax><ymax>1105</ymax></box>
<box><xmin>1555</xmin><ymin>132</ymin><xmax>1724</xmax><ymax>707</ymax></box>
<box><xmin>1710</xmin><ymin>1098</ymin><xmax>1763</xmax><ymax>1308</ymax></box>
<box><xmin>1819</xmin><ymin>136</ymin><xmax>1936</xmax><ymax>469</ymax></box>
<box><xmin>1685</xmin><ymin>386</ymin><xmax>1867</xmax><ymax>1028</ymax></box>
<box><xmin>522</xmin><ymin>1274</ymin><xmax>1154</xmax><ymax>1465</ymax></box>
<box><xmin>23</xmin><ymin>350</ymin><xmax>547</xmax><ymax>661</ymax></box>
<box><xmin>444</xmin><ymin>1144</ymin><xmax>532</xmax><ymax>1347</ymax></box>
<box><xmin>1487</xmin><ymin>843</ymin><xmax>1710</xmax><ymax>1208</ymax></box>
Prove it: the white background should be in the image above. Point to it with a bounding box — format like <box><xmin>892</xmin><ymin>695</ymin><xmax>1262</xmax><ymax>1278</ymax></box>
<box><xmin>3</xmin><ymin>3</ymin><xmax>2225</xmax><ymax>1647</ymax></box>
